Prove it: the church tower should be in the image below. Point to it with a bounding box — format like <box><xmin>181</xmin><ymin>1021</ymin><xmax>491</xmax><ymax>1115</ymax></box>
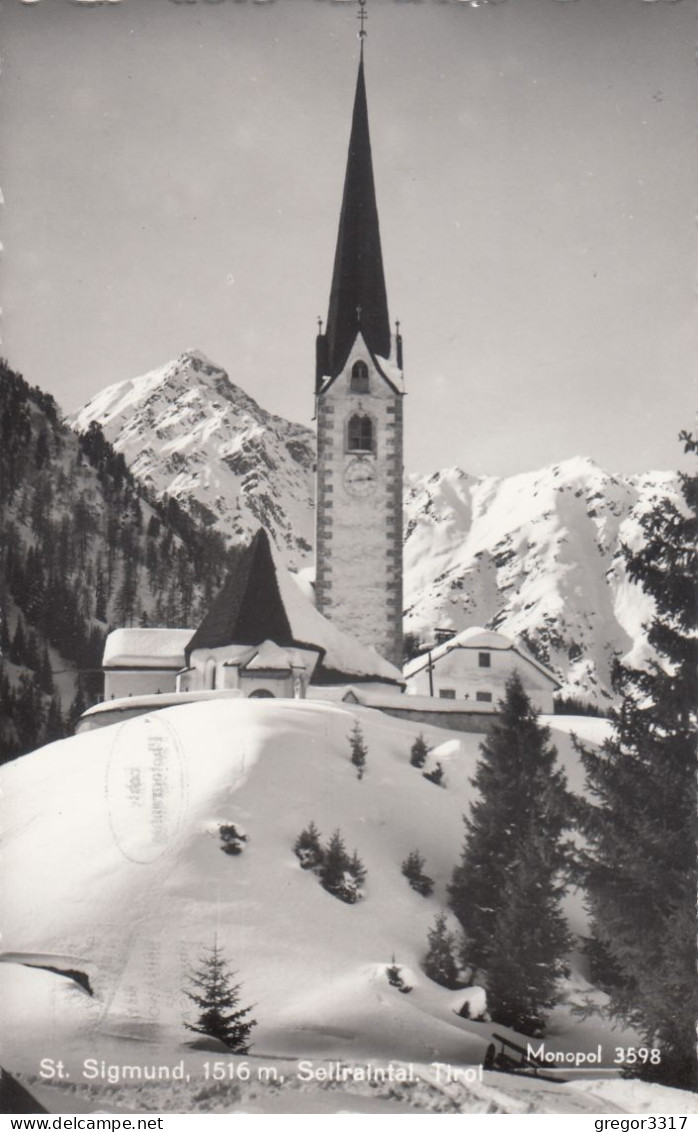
<box><xmin>314</xmin><ymin>30</ymin><xmax>404</xmax><ymax>670</ymax></box>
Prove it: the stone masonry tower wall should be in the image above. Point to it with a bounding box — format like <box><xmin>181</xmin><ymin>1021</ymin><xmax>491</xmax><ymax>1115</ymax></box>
<box><xmin>314</xmin><ymin>49</ymin><xmax>404</xmax><ymax>670</ymax></box>
<box><xmin>315</xmin><ymin>338</ymin><xmax>403</xmax><ymax>668</ymax></box>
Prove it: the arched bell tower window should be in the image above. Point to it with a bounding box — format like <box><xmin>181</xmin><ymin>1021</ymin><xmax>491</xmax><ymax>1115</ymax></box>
<box><xmin>350</xmin><ymin>360</ymin><xmax>369</xmax><ymax>392</ymax></box>
<box><xmin>347</xmin><ymin>413</ymin><xmax>373</xmax><ymax>452</ymax></box>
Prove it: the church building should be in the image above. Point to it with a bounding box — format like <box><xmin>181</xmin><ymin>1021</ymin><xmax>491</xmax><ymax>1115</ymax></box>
<box><xmin>93</xmin><ymin>21</ymin><xmax>414</xmax><ymax>725</ymax></box>
<box><xmin>314</xmin><ymin>39</ymin><xmax>404</xmax><ymax>670</ymax></box>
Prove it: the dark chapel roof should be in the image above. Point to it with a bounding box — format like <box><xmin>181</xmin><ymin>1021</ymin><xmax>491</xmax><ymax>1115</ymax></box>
<box><xmin>185</xmin><ymin>528</ymin><xmax>319</xmax><ymax>663</ymax></box>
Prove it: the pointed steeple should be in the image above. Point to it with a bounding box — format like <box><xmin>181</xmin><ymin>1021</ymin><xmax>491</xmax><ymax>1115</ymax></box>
<box><xmin>321</xmin><ymin>50</ymin><xmax>391</xmax><ymax>382</ymax></box>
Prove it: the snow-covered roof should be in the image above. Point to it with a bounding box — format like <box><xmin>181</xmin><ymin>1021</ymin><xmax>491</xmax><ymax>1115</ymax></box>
<box><xmin>403</xmin><ymin>626</ymin><xmax>560</xmax><ymax>687</ymax></box>
<box><xmin>340</xmin><ymin>688</ymin><xmax>495</xmax><ymax>713</ymax></box>
<box><xmin>242</xmin><ymin>640</ymin><xmax>310</xmax><ymax>672</ymax></box>
<box><xmin>80</xmin><ymin>688</ymin><xmax>243</xmax><ymax>720</ymax></box>
<box><xmin>103</xmin><ymin>628</ymin><xmax>193</xmax><ymax>668</ymax></box>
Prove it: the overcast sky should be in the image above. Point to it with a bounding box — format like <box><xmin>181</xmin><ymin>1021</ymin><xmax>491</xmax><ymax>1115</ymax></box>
<box><xmin>0</xmin><ymin>0</ymin><xmax>695</xmax><ymax>477</ymax></box>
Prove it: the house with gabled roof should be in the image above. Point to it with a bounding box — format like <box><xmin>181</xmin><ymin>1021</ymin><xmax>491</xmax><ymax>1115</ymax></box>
<box><xmin>403</xmin><ymin>627</ymin><xmax>560</xmax><ymax>714</ymax></box>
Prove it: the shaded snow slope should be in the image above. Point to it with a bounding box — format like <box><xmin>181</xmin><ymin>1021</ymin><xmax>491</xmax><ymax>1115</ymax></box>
<box><xmin>3</xmin><ymin>702</ymin><xmax>690</xmax><ymax>1113</ymax></box>
<box><xmin>69</xmin><ymin>351</ymin><xmax>315</xmax><ymax>569</ymax></box>
<box><xmin>3</xmin><ymin>705</ymin><xmax>631</xmax><ymax>1077</ymax></box>
<box><xmin>404</xmin><ymin>459</ymin><xmax>680</xmax><ymax>705</ymax></box>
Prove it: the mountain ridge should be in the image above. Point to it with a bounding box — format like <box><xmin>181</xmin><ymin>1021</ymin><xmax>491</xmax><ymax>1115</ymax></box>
<box><xmin>68</xmin><ymin>352</ymin><xmax>681</xmax><ymax>706</ymax></box>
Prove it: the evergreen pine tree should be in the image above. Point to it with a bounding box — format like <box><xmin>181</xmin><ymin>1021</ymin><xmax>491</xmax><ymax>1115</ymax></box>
<box><xmin>423</xmin><ymin>912</ymin><xmax>460</xmax><ymax>989</ymax></box>
<box><xmin>577</xmin><ymin>431</ymin><xmax>697</xmax><ymax>1090</ymax></box>
<box><xmin>347</xmin><ymin>849</ymin><xmax>367</xmax><ymax>885</ymax></box>
<box><xmin>409</xmin><ymin>733</ymin><xmax>429</xmax><ymax>768</ymax></box>
<box><xmin>319</xmin><ymin>829</ymin><xmax>350</xmax><ymax>897</ymax></box>
<box><xmin>218</xmin><ymin>824</ymin><xmax>247</xmax><ymax>856</ymax></box>
<box><xmin>24</xmin><ymin>629</ymin><xmax>41</xmax><ymax>672</ymax></box>
<box><xmin>349</xmin><ymin>721</ymin><xmax>367</xmax><ymax>780</ymax></box>
<box><xmin>319</xmin><ymin>830</ymin><xmax>366</xmax><ymax>903</ymax></box>
<box><xmin>39</xmin><ymin>642</ymin><xmax>54</xmax><ymax>695</ymax></box>
<box><xmin>68</xmin><ymin>681</ymin><xmax>88</xmax><ymax>730</ymax></box>
<box><xmin>184</xmin><ymin>940</ymin><xmax>256</xmax><ymax>1052</ymax></box>
<box><xmin>0</xmin><ymin>611</ymin><xmax>10</xmax><ymax>659</ymax></box>
<box><xmin>44</xmin><ymin>693</ymin><xmax>65</xmax><ymax>745</ymax></box>
<box><xmin>401</xmin><ymin>849</ymin><xmax>434</xmax><ymax>897</ymax></box>
<box><xmin>485</xmin><ymin>830</ymin><xmax>571</xmax><ymax>1036</ymax></box>
<box><xmin>448</xmin><ymin>673</ymin><xmax>571</xmax><ymax>979</ymax></box>
<box><xmin>94</xmin><ymin>569</ymin><xmax>107</xmax><ymax>622</ymax></box>
<box><xmin>10</xmin><ymin>618</ymin><xmax>26</xmax><ymax>666</ymax></box>
<box><xmin>293</xmin><ymin>821</ymin><xmax>324</xmax><ymax>871</ymax></box>
<box><xmin>13</xmin><ymin>672</ymin><xmax>45</xmax><ymax>754</ymax></box>
<box><xmin>422</xmin><ymin>760</ymin><xmax>445</xmax><ymax>787</ymax></box>
<box><xmin>386</xmin><ymin>955</ymin><xmax>412</xmax><ymax>993</ymax></box>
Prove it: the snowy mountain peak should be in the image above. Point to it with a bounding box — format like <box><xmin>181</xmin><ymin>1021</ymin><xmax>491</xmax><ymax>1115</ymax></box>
<box><xmin>69</xmin><ymin>355</ymin><xmax>316</xmax><ymax>569</ymax></box>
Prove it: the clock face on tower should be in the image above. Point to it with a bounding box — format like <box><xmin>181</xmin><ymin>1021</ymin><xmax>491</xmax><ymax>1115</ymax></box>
<box><xmin>343</xmin><ymin>456</ymin><xmax>377</xmax><ymax>497</ymax></box>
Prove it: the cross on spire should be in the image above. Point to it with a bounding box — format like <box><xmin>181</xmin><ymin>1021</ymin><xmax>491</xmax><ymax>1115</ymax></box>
<box><xmin>357</xmin><ymin>0</ymin><xmax>367</xmax><ymax>41</ymax></box>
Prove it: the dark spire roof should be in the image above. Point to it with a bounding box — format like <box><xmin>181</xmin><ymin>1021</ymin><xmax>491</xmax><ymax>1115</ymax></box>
<box><xmin>322</xmin><ymin>53</ymin><xmax>391</xmax><ymax>381</ymax></box>
<box><xmin>185</xmin><ymin>529</ymin><xmax>309</xmax><ymax>662</ymax></box>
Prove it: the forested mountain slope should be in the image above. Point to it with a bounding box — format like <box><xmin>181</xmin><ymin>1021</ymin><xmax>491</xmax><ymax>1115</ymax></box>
<box><xmin>0</xmin><ymin>360</ymin><xmax>231</xmax><ymax>763</ymax></box>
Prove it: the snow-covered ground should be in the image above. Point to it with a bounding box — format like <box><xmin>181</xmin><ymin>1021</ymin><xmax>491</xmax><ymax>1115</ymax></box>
<box><xmin>1</xmin><ymin>700</ymin><xmax>693</xmax><ymax>1114</ymax></box>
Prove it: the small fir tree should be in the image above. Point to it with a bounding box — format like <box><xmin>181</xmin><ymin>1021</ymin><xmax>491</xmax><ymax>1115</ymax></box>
<box><xmin>348</xmin><ymin>849</ymin><xmax>367</xmax><ymax>886</ymax></box>
<box><xmin>401</xmin><ymin>849</ymin><xmax>434</xmax><ymax>897</ymax></box>
<box><xmin>423</xmin><ymin>912</ymin><xmax>460</xmax><ymax>989</ymax></box>
<box><xmin>293</xmin><ymin>821</ymin><xmax>324</xmax><ymax>871</ymax></box>
<box><xmin>184</xmin><ymin>941</ymin><xmax>256</xmax><ymax>1052</ymax></box>
<box><xmin>218</xmin><ymin>824</ymin><xmax>247</xmax><ymax>856</ymax></box>
<box><xmin>319</xmin><ymin>829</ymin><xmax>350</xmax><ymax>897</ymax></box>
<box><xmin>386</xmin><ymin>955</ymin><xmax>412</xmax><ymax>993</ymax></box>
<box><xmin>409</xmin><ymin>733</ymin><xmax>429</xmax><ymax>768</ymax></box>
<box><xmin>577</xmin><ymin>430</ymin><xmax>697</xmax><ymax>1090</ymax></box>
<box><xmin>319</xmin><ymin>830</ymin><xmax>366</xmax><ymax>904</ymax></box>
<box><xmin>422</xmin><ymin>761</ymin><xmax>445</xmax><ymax>787</ymax></box>
<box><xmin>349</xmin><ymin>721</ymin><xmax>368</xmax><ymax>780</ymax></box>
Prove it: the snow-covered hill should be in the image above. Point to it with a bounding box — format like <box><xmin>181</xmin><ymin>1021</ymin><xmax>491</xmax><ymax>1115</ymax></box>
<box><xmin>69</xmin><ymin>351</ymin><xmax>316</xmax><ymax>570</ymax></box>
<box><xmin>403</xmin><ymin>460</ymin><xmax>680</xmax><ymax>706</ymax></box>
<box><xmin>5</xmin><ymin>699</ymin><xmax>694</xmax><ymax>1115</ymax></box>
<box><xmin>70</xmin><ymin>354</ymin><xmax>680</xmax><ymax>705</ymax></box>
